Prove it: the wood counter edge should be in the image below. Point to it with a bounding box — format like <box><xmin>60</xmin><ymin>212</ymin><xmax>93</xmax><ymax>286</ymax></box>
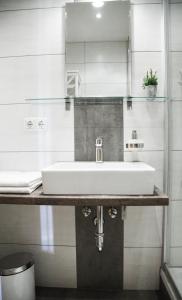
<box><xmin>0</xmin><ymin>185</ymin><xmax>169</xmax><ymax>206</ymax></box>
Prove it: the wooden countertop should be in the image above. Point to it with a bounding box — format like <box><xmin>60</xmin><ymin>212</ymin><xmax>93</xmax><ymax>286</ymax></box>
<box><xmin>0</xmin><ymin>185</ymin><xmax>169</xmax><ymax>206</ymax></box>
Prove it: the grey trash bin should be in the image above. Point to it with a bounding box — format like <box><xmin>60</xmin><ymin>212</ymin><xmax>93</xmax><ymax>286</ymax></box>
<box><xmin>0</xmin><ymin>252</ymin><xmax>35</xmax><ymax>300</ymax></box>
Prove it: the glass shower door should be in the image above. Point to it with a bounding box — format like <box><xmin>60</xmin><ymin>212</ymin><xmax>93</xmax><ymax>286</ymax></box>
<box><xmin>164</xmin><ymin>1</ymin><xmax>182</xmax><ymax>297</ymax></box>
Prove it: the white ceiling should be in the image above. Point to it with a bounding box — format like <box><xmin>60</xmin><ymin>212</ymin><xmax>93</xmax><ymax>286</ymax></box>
<box><xmin>66</xmin><ymin>1</ymin><xmax>130</xmax><ymax>42</ymax></box>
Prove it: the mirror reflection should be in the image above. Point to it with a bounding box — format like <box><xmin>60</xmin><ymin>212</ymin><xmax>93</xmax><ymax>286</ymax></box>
<box><xmin>65</xmin><ymin>1</ymin><xmax>130</xmax><ymax>98</ymax></box>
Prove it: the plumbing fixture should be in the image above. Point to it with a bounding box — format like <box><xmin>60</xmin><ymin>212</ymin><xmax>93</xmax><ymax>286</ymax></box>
<box><xmin>121</xmin><ymin>206</ymin><xmax>127</xmax><ymax>221</ymax></box>
<box><xmin>108</xmin><ymin>207</ymin><xmax>118</xmax><ymax>219</ymax></box>
<box><xmin>95</xmin><ymin>205</ymin><xmax>104</xmax><ymax>252</ymax></box>
<box><xmin>95</xmin><ymin>137</ymin><xmax>103</xmax><ymax>163</ymax></box>
<box><xmin>82</xmin><ymin>207</ymin><xmax>92</xmax><ymax>218</ymax></box>
<box><xmin>26</xmin><ymin>120</ymin><xmax>34</xmax><ymax>129</ymax></box>
<box><xmin>95</xmin><ymin>138</ymin><xmax>104</xmax><ymax>251</ymax></box>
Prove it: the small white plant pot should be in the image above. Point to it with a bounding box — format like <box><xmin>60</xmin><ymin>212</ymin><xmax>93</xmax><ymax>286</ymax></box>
<box><xmin>145</xmin><ymin>85</ymin><xmax>157</xmax><ymax>98</ymax></box>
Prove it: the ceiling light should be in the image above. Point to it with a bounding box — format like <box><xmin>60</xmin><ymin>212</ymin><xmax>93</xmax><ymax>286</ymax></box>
<box><xmin>92</xmin><ymin>1</ymin><xmax>104</xmax><ymax>8</ymax></box>
<box><xmin>96</xmin><ymin>12</ymin><xmax>102</xmax><ymax>19</ymax></box>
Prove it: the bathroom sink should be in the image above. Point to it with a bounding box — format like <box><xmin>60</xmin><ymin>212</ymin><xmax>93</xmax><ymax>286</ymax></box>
<box><xmin>42</xmin><ymin>162</ymin><xmax>156</xmax><ymax>195</ymax></box>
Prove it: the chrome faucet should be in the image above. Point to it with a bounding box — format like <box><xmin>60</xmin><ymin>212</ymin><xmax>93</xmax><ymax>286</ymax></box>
<box><xmin>95</xmin><ymin>136</ymin><xmax>103</xmax><ymax>162</ymax></box>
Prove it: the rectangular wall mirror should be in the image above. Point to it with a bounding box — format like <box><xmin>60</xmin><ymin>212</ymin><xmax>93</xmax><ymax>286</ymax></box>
<box><xmin>65</xmin><ymin>1</ymin><xmax>130</xmax><ymax>98</ymax></box>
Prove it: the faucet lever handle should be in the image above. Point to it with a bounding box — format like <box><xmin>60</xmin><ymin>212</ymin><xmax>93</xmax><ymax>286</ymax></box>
<box><xmin>96</xmin><ymin>136</ymin><xmax>103</xmax><ymax>147</ymax></box>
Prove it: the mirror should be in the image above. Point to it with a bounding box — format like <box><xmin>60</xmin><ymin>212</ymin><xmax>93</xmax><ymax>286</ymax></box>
<box><xmin>65</xmin><ymin>1</ymin><xmax>130</xmax><ymax>98</ymax></box>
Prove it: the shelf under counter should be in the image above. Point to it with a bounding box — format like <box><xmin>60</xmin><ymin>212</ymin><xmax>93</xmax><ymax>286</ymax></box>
<box><xmin>0</xmin><ymin>186</ymin><xmax>169</xmax><ymax>206</ymax></box>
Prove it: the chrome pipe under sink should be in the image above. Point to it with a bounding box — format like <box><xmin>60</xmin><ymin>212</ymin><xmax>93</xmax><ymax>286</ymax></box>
<box><xmin>95</xmin><ymin>205</ymin><xmax>104</xmax><ymax>252</ymax></box>
<box><xmin>95</xmin><ymin>137</ymin><xmax>104</xmax><ymax>251</ymax></box>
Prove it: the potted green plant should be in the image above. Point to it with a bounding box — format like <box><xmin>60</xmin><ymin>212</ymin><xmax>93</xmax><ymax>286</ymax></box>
<box><xmin>143</xmin><ymin>69</ymin><xmax>158</xmax><ymax>98</ymax></box>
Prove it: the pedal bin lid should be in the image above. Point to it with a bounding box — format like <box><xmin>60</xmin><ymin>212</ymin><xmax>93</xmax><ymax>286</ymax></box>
<box><xmin>0</xmin><ymin>252</ymin><xmax>34</xmax><ymax>276</ymax></box>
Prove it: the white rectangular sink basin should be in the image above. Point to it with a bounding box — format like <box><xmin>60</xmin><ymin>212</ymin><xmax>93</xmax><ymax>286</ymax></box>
<box><xmin>42</xmin><ymin>162</ymin><xmax>156</xmax><ymax>195</ymax></box>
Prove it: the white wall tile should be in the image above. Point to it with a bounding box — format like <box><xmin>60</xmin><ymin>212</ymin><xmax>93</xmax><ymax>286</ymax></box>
<box><xmin>171</xmin><ymin>101</ymin><xmax>182</xmax><ymax>149</ymax></box>
<box><xmin>85</xmin><ymin>42</ymin><xmax>127</xmax><ymax>63</ymax></box>
<box><xmin>131</xmin><ymin>52</ymin><xmax>163</xmax><ymax>97</ymax></box>
<box><xmin>0</xmin><ymin>0</ymin><xmax>166</xmax><ymax>291</ymax></box>
<box><xmin>0</xmin><ymin>0</ymin><xmax>67</xmax><ymax>10</ymax></box>
<box><xmin>0</xmin><ymin>8</ymin><xmax>65</xmax><ymax>56</ymax></box>
<box><xmin>124</xmin><ymin>247</ymin><xmax>161</xmax><ymax>289</ymax></box>
<box><xmin>124</xmin><ymin>127</ymin><xmax>164</xmax><ymax>151</ymax></box>
<box><xmin>171</xmin><ymin>172</ymin><xmax>182</xmax><ymax>201</ymax></box>
<box><xmin>170</xmin><ymin>4</ymin><xmax>182</xmax><ymax>51</ymax></box>
<box><xmin>0</xmin><ymin>205</ymin><xmax>75</xmax><ymax>246</ymax></box>
<box><xmin>171</xmin><ymin>151</ymin><xmax>182</xmax><ymax>200</ymax></box>
<box><xmin>85</xmin><ymin>83</ymin><xmax>127</xmax><ymax>97</ymax></box>
<box><xmin>0</xmin><ymin>55</ymin><xmax>65</xmax><ymax>103</ymax></box>
<box><xmin>66</xmin><ymin>43</ymin><xmax>84</xmax><ymax>63</ymax></box>
<box><xmin>170</xmin><ymin>247</ymin><xmax>182</xmax><ymax>266</ymax></box>
<box><xmin>0</xmin><ymin>244</ymin><xmax>77</xmax><ymax>288</ymax></box>
<box><xmin>85</xmin><ymin>63</ymin><xmax>127</xmax><ymax>84</ymax></box>
<box><xmin>0</xmin><ymin>104</ymin><xmax>74</xmax><ymax>151</ymax></box>
<box><xmin>170</xmin><ymin>52</ymin><xmax>182</xmax><ymax>100</ymax></box>
<box><xmin>170</xmin><ymin>201</ymin><xmax>182</xmax><ymax>247</ymax></box>
<box><xmin>0</xmin><ymin>0</ymin><xmax>78</xmax><ymax>291</ymax></box>
<box><xmin>124</xmin><ymin>101</ymin><xmax>164</xmax><ymax>128</ymax></box>
<box><xmin>124</xmin><ymin>151</ymin><xmax>163</xmax><ymax>170</ymax></box>
<box><xmin>0</xmin><ymin>151</ymin><xmax>74</xmax><ymax>171</ymax></box>
<box><xmin>124</xmin><ymin>207</ymin><xmax>163</xmax><ymax>247</ymax></box>
<box><xmin>124</xmin><ymin>100</ymin><xmax>164</xmax><ymax>189</ymax></box>
<box><xmin>131</xmin><ymin>4</ymin><xmax>162</xmax><ymax>51</ymax></box>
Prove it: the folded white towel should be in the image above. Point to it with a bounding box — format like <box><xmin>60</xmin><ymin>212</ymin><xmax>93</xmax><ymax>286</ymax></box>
<box><xmin>0</xmin><ymin>181</ymin><xmax>42</xmax><ymax>194</ymax></box>
<box><xmin>0</xmin><ymin>172</ymin><xmax>41</xmax><ymax>187</ymax></box>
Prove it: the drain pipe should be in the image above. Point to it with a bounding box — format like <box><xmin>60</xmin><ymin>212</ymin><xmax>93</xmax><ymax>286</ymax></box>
<box><xmin>95</xmin><ymin>205</ymin><xmax>104</xmax><ymax>252</ymax></box>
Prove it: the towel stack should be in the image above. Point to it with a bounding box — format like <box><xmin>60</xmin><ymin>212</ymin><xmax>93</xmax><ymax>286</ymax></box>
<box><xmin>0</xmin><ymin>172</ymin><xmax>42</xmax><ymax>194</ymax></box>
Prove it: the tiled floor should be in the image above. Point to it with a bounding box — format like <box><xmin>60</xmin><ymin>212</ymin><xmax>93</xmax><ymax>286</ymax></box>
<box><xmin>36</xmin><ymin>288</ymin><xmax>162</xmax><ymax>300</ymax></box>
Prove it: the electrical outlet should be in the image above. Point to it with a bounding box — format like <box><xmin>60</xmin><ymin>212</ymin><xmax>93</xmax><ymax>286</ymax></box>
<box><xmin>36</xmin><ymin>118</ymin><xmax>47</xmax><ymax>130</ymax></box>
<box><xmin>24</xmin><ymin>118</ymin><xmax>35</xmax><ymax>130</ymax></box>
<box><xmin>24</xmin><ymin>118</ymin><xmax>48</xmax><ymax>131</ymax></box>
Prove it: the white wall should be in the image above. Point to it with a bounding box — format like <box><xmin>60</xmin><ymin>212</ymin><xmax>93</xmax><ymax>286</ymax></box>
<box><xmin>66</xmin><ymin>41</ymin><xmax>128</xmax><ymax>97</ymax></box>
<box><xmin>168</xmin><ymin>1</ymin><xmax>182</xmax><ymax>267</ymax></box>
<box><xmin>0</xmin><ymin>0</ymin><xmax>165</xmax><ymax>290</ymax></box>
<box><xmin>124</xmin><ymin>0</ymin><xmax>164</xmax><ymax>290</ymax></box>
<box><xmin>0</xmin><ymin>0</ymin><xmax>77</xmax><ymax>288</ymax></box>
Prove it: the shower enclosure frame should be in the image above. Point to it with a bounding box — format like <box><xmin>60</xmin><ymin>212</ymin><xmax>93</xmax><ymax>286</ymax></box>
<box><xmin>161</xmin><ymin>0</ymin><xmax>182</xmax><ymax>298</ymax></box>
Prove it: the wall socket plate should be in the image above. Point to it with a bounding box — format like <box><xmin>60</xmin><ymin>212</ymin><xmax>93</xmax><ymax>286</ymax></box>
<box><xmin>24</xmin><ymin>118</ymin><xmax>48</xmax><ymax>131</ymax></box>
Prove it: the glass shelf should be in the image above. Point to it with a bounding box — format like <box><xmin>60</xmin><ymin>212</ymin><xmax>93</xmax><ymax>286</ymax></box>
<box><xmin>0</xmin><ymin>96</ymin><xmax>167</xmax><ymax>110</ymax></box>
<box><xmin>125</xmin><ymin>96</ymin><xmax>166</xmax><ymax>101</ymax></box>
<box><xmin>25</xmin><ymin>96</ymin><xmax>167</xmax><ymax>103</ymax></box>
<box><xmin>1</xmin><ymin>96</ymin><xmax>166</xmax><ymax>108</ymax></box>
<box><xmin>25</xmin><ymin>97</ymin><xmax>67</xmax><ymax>103</ymax></box>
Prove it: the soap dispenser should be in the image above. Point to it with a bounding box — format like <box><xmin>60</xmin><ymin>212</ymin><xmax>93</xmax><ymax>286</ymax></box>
<box><xmin>126</xmin><ymin>130</ymin><xmax>144</xmax><ymax>161</ymax></box>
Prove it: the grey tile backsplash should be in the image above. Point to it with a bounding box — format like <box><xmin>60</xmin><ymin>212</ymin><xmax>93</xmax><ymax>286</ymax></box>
<box><xmin>74</xmin><ymin>98</ymin><xmax>124</xmax><ymax>289</ymax></box>
<box><xmin>74</xmin><ymin>98</ymin><xmax>124</xmax><ymax>161</ymax></box>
